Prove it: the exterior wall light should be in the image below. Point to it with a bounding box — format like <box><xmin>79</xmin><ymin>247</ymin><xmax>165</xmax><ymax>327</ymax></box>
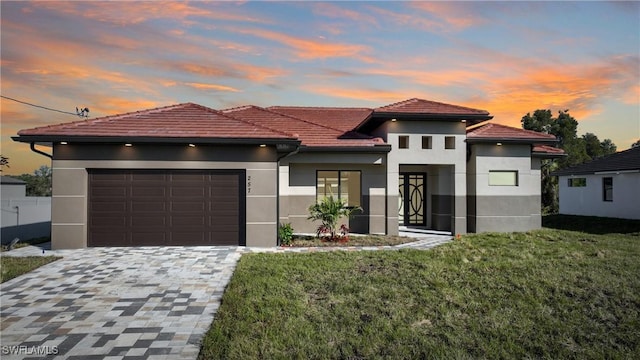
<box><xmin>391</xmin><ymin>118</ymin><xmax>397</xmax><ymax>122</ymax></box>
<box><xmin>188</xmin><ymin>143</ymin><xmax>196</xmax><ymax>147</ymax></box>
<box><xmin>461</xmin><ymin>120</ymin><xmax>467</xmax><ymax>123</ymax></box>
<box><xmin>60</xmin><ymin>141</ymin><xmax>68</xmax><ymax>145</ymax></box>
<box><xmin>496</xmin><ymin>142</ymin><xmax>502</xmax><ymax>146</ymax></box>
<box><xmin>259</xmin><ymin>144</ymin><xmax>267</xmax><ymax>148</ymax></box>
<box><xmin>125</xmin><ymin>143</ymin><xmax>133</xmax><ymax>147</ymax></box>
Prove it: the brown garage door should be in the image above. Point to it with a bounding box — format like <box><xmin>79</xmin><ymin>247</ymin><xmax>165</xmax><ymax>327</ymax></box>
<box><xmin>88</xmin><ymin>169</ymin><xmax>245</xmax><ymax>246</ymax></box>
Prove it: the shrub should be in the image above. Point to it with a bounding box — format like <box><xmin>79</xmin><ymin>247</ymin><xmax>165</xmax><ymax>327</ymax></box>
<box><xmin>278</xmin><ymin>223</ymin><xmax>294</xmax><ymax>246</ymax></box>
<box><xmin>308</xmin><ymin>197</ymin><xmax>361</xmax><ymax>242</ymax></box>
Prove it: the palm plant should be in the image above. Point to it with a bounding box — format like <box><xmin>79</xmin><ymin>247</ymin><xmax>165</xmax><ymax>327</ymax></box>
<box><xmin>308</xmin><ymin>197</ymin><xmax>361</xmax><ymax>240</ymax></box>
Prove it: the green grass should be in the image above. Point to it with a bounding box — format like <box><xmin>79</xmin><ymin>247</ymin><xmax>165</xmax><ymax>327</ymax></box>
<box><xmin>290</xmin><ymin>234</ymin><xmax>417</xmax><ymax>247</ymax></box>
<box><xmin>199</xmin><ymin>229</ymin><xmax>640</xmax><ymax>359</ymax></box>
<box><xmin>1</xmin><ymin>256</ymin><xmax>61</xmax><ymax>283</ymax></box>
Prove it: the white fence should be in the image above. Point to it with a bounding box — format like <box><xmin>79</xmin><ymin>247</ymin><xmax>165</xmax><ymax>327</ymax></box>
<box><xmin>1</xmin><ymin>197</ymin><xmax>51</xmax><ymax>243</ymax></box>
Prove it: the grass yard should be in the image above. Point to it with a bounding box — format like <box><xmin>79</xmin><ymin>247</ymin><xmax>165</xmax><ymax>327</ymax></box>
<box><xmin>289</xmin><ymin>234</ymin><xmax>417</xmax><ymax>247</ymax></box>
<box><xmin>199</xmin><ymin>228</ymin><xmax>640</xmax><ymax>359</ymax></box>
<box><xmin>1</xmin><ymin>256</ymin><xmax>61</xmax><ymax>283</ymax></box>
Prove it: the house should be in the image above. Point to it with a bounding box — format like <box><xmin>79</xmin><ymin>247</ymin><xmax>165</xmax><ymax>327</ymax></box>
<box><xmin>552</xmin><ymin>146</ymin><xmax>640</xmax><ymax>220</ymax></box>
<box><xmin>12</xmin><ymin>98</ymin><xmax>563</xmax><ymax>249</ymax></box>
<box><xmin>1</xmin><ymin>175</ymin><xmax>52</xmax><ymax>243</ymax></box>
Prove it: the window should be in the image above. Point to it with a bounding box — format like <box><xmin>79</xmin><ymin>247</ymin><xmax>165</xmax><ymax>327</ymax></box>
<box><xmin>603</xmin><ymin>177</ymin><xmax>613</xmax><ymax>201</ymax></box>
<box><xmin>399</xmin><ymin>136</ymin><xmax>409</xmax><ymax>149</ymax></box>
<box><xmin>421</xmin><ymin>136</ymin><xmax>432</xmax><ymax>149</ymax></box>
<box><xmin>568</xmin><ymin>178</ymin><xmax>586</xmax><ymax>187</ymax></box>
<box><xmin>444</xmin><ymin>136</ymin><xmax>456</xmax><ymax>149</ymax></box>
<box><xmin>317</xmin><ymin>171</ymin><xmax>361</xmax><ymax>207</ymax></box>
<box><xmin>489</xmin><ymin>171</ymin><xmax>518</xmax><ymax>186</ymax></box>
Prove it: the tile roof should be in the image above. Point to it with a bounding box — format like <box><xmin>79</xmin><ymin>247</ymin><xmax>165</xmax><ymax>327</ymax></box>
<box><xmin>467</xmin><ymin>123</ymin><xmax>557</xmax><ymax>142</ymax></box>
<box><xmin>375</xmin><ymin>98</ymin><xmax>490</xmax><ymax>116</ymax></box>
<box><xmin>552</xmin><ymin>146</ymin><xmax>640</xmax><ymax>176</ymax></box>
<box><xmin>532</xmin><ymin>144</ymin><xmax>566</xmax><ymax>157</ymax></box>
<box><xmin>17</xmin><ymin>103</ymin><xmax>296</xmax><ymax>140</ymax></box>
<box><xmin>222</xmin><ymin>105</ymin><xmax>382</xmax><ymax>147</ymax></box>
<box><xmin>267</xmin><ymin>106</ymin><xmax>373</xmax><ymax>133</ymax></box>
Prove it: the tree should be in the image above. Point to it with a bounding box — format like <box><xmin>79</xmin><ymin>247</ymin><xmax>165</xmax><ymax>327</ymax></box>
<box><xmin>16</xmin><ymin>165</ymin><xmax>52</xmax><ymax>196</ymax></box>
<box><xmin>521</xmin><ymin>109</ymin><xmax>616</xmax><ymax>214</ymax></box>
<box><xmin>583</xmin><ymin>133</ymin><xmax>617</xmax><ymax>160</ymax></box>
<box><xmin>0</xmin><ymin>155</ymin><xmax>8</xmax><ymax>172</ymax></box>
<box><xmin>631</xmin><ymin>139</ymin><xmax>640</xmax><ymax>148</ymax></box>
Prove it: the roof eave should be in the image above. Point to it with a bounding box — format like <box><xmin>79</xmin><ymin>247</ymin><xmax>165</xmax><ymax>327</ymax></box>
<box><xmin>532</xmin><ymin>152</ymin><xmax>567</xmax><ymax>159</ymax></box>
<box><xmin>298</xmin><ymin>144</ymin><xmax>392</xmax><ymax>153</ymax></box>
<box><xmin>466</xmin><ymin>137</ymin><xmax>558</xmax><ymax>145</ymax></box>
<box><xmin>12</xmin><ymin>135</ymin><xmax>301</xmax><ymax>146</ymax></box>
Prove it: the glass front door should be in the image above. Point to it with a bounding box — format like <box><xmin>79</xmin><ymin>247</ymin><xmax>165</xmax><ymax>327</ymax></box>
<box><xmin>399</xmin><ymin>173</ymin><xmax>426</xmax><ymax>226</ymax></box>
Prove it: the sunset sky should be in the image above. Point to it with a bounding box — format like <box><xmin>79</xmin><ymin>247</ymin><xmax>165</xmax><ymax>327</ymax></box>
<box><xmin>2</xmin><ymin>1</ymin><xmax>639</xmax><ymax>175</ymax></box>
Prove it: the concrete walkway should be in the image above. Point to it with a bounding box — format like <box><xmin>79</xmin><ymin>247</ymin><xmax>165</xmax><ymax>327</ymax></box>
<box><xmin>0</xmin><ymin>233</ymin><xmax>451</xmax><ymax>359</ymax></box>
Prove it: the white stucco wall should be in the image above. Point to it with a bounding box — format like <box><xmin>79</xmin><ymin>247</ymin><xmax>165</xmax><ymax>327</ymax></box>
<box><xmin>559</xmin><ymin>172</ymin><xmax>640</xmax><ymax>220</ymax></box>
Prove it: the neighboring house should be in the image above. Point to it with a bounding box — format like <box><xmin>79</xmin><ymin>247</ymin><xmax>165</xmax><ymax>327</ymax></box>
<box><xmin>552</xmin><ymin>147</ymin><xmax>640</xmax><ymax>220</ymax></box>
<box><xmin>12</xmin><ymin>98</ymin><xmax>562</xmax><ymax>249</ymax></box>
<box><xmin>1</xmin><ymin>175</ymin><xmax>52</xmax><ymax>243</ymax></box>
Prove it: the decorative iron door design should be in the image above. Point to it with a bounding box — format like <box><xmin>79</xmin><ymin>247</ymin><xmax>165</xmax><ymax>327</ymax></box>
<box><xmin>399</xmin><ymin>173</ymin><xmax>426</xmax><ymax>226</ymax></box>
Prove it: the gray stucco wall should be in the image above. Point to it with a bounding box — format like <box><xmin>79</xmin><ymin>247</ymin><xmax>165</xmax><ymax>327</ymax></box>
<box><xmin>50</xmin><ymin>143</ymin><xmax>279</xmax><ymax>248</ymax></box>
<box><xmin>375</xmin><ymin>120</ymin><xmax>468</xmax><ymax>234</ymax></box>
<box><xmin>279</xmin><ymin>152</ymin><xmax>387</xmax><ymax>235</ymax></box>
<box><xmin>467</xmin><ymin>143</ymin><xmax>542</xmax><ymax>232</ymax></box>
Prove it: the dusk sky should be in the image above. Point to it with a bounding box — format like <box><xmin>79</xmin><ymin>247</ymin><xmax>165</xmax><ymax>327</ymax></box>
<box><xmin>2</xmin><ymin>1</ymin><xmax>639</xmax><ymax>175</ymax></box>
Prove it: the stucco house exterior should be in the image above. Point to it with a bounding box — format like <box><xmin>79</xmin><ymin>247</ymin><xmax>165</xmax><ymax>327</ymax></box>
<box><xmin>13</xmin><ymin>98</ymin><xmax>562</xmax><ymax>249</ymax></box>
<box><xmin>552</xmin><ymin>146</ymin><xmax>640</xmax><ymax>220</ymax></box>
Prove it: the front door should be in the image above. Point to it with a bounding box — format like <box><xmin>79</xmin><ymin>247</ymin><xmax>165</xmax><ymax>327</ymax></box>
<box><xmin>399</xmin><ymin>173</ymin><xmax>426</xmax><ymax>226</ymax></box>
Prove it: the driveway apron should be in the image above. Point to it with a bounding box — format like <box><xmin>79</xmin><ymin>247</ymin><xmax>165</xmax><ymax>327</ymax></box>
<box><xmin>1</xmin><ymin>246</ymin><xmax>242</xmax><ymax>360</ymax></box>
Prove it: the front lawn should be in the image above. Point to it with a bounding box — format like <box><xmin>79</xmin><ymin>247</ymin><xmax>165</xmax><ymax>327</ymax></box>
<box><xmin>199</xmin><ymin>229</ymin><xmax>640</xmax><ymax>359</ymax></box>
<box><xmin>1</xmin><ymin>256</ymin><xmax>61</xmax><ymax>283</ymax></box>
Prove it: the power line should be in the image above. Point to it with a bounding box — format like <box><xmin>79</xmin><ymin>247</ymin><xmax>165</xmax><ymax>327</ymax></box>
<box><xmin>0</xmin><ymin>95</ymin><xmax>87</xmax><ymax>117</ymax></box>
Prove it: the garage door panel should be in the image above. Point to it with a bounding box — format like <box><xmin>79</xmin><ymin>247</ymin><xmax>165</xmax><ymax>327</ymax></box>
<box><xmin>172</xmin><ymin>216</ymin><xmax>205</xmax><ymax>227</ymax></box>
<box><xmin>92</xmin><ymin>187</ymin><xmax>127</xmax><ymax>197</ymax></box>
<box><xmin>132</xmin><ymin>216</ymin><xmax>167</xmax><ymax>227</ymax></box>
<box><xmin>92</xmin><ymin>201</ymin><xmax>127</xmax><ymax>212</ymax></box>
<box><xmin>89</xmin><ymin>169</ymin><xmax>245</xmax><ymax>247</ymax></box>
<box><xmin>91</xmin><ymin>215</ymin><xmax>127</xmax><ymax>227</ymax></box>
<box><xmin>171</xmin><ymin>187</ymin><xmax>205</xmax><ymax>197</ymax></box>
<box><xmin>171</xmin><ymin>201</ymin><xmax>204</xmax><ymax>212</ymax></box>
<box><xmin>131</xmin><ymin>233</ymin><xmax>167</xmax><ymax>245</ymax></box>
<box><xmin>132</xmin><ymin>202</ymin><xmax>166</xmax><ymax>212</ymax></box>
<box><xmin>132</xmin><ymin>187</ymin><xmax>166</xmax><ymax>197</ymax></box>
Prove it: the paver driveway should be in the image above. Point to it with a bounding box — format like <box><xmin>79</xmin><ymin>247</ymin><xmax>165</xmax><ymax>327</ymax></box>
<box><xmin>1</xmin><ymin>246</ymin><xmax>242</xmax><ymax>360</ymax></box>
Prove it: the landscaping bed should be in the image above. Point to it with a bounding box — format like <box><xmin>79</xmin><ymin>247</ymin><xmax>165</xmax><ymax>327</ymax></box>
<box><xmin>199</xmin><ymin>228</ymin><xmax>640</xmax><ymax>359</ymax></box>
<box><xmin>286</xmin><ymin>234</ymin><xmax>419</xmax><ymax>247</ymax></box>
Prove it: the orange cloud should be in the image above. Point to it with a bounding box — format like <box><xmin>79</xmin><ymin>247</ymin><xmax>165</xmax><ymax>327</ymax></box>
<box><xmin>408</xmin><ymin>2</ymin><xmax>487</xmax><ymax>31</ymax></box>
<box><xmin>230</xmin><ymin>27</ymin><xmax>372</xmax><ymax>61</ymax></box>
<box><xmin>312</xmin><ymin>3</ymin><xmax>379</xmax><ymax>27</ymax></box>
<box><xmin>184</xmin><ymin>82</ymin><xmax>241</xmax><ymax>92</ymax></box>
<box><xmin>32</xmin><ymin>1</ymin><xmax>270</xmax><ymax>26</ymax></box>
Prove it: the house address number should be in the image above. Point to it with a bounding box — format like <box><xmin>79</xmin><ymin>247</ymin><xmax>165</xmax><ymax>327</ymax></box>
<box><xmin>247</xmin><ymin>175</ymin><xmax>251</xmax><ymax>194</ymax></box>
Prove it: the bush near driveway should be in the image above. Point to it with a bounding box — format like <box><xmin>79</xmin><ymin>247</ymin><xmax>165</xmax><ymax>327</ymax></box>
<box><xmin>199</xmin><ymin>229</ymin><xmax>640</xmax><ymax>359</ymax></box>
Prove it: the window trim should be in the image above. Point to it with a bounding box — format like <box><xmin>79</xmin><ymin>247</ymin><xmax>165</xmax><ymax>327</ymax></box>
<box><xmin>316</xmin><ymin>170</ymin><xmax>362</xmax><ymax>207</ymax></box>
<box><xmin>602</xmin><ymin>177</ymin><xmax>613</xmax><ymax>202</ymax></box>
<box><xmin>488</xmin><ymin>170</ymin><xmax>519</xmax><ymax>186</ymax></box>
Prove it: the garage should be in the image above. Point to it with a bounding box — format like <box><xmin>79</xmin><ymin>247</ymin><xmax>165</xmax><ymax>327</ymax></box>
<box><xmin>88</xmin><ymin>169</ymin><xmax>245</xmax><ymax>247</ymax></box>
